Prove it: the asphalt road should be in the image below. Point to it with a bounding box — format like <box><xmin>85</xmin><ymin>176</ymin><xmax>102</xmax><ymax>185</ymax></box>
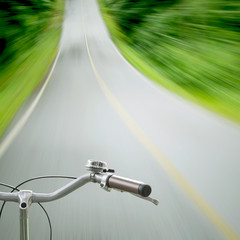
<box><xmin>0</xmin><ymin>0</ymin><xmax>240</xmax><ymax>239</ymax></box>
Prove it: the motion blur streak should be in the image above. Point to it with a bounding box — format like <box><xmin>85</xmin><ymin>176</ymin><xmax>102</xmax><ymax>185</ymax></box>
<box><xmin>0</xmin><ymin>49</ymin><xmax>61</xmax><ymax>160</ymax></box>
<box><xmin>81</xmin><ymin>1</ymin><xmax>239</xmax><ymax>239</ymax></box>
<box><xmin>1</xmin><ymin>0</ymin><xmax>240</xmax><ymax>239</ymax></box>
<box><xmin>99</xmin><ymin>0</ymin><xmax>240</xmax><ymax>122</ymax></box>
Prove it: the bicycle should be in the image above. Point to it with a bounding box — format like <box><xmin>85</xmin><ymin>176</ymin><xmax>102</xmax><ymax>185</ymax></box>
<box><xmin>0</xmin><ymin>160</ymin><xmax>158</xmax><ymax>240</ymax></box>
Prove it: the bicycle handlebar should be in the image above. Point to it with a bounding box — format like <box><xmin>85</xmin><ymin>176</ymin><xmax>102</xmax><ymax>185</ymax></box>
<box><xmin>0</xmin><ymin>172</ymin><xmax>157</xmax><ymax>205</ymax></box>
<box><xmin>0</xmin><ymin>161</ymin><xmax>158</xmax><ymax>240</ymax></box>
<box><xmin>32</xmin><ymin>174</ymin><xmax>91</xmax><ymax>203</ymax></box>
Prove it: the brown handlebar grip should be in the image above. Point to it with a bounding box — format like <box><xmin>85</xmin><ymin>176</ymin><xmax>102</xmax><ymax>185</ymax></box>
<box><xmin>107</xmin><ymin>175</ymin><xmax>151</xmax><ymax>197</ymax></box>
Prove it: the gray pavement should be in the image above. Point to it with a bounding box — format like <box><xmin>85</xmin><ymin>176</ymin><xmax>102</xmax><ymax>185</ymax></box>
<box><xmin>0</xmin><ymin>0</ymin><xmax>240</xmax><ymax>239</ymax></box>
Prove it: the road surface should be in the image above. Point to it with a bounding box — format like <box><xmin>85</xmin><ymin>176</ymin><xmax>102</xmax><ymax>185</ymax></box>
<box><xmin>0</xmin><ymin>0</ymin><xmax>240</xmax><ymax>239</ymax></box>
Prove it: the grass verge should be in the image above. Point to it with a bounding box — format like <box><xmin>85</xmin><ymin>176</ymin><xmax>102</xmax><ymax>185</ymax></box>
<box><xmin>0</xmin><ymin>1</ymin><xmax>64</xmax><ymax>138</ymax></box>
<box><xmin>98</xmin><ymin>1</ymin><xmax>240</xmax><ymax>124</ymax></box>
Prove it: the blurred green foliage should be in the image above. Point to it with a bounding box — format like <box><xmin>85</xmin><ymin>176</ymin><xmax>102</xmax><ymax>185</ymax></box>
<box><xmin>0</xmin><ymin>0</ymin><xmax>63</xmax><ymax>138</ymax></box>
<box><xmin>102</xmin><ymin>0</ymin><xmax>179</xmax><ymax>34</ymax></box>
<box><xmin>99</xmin><ymin>0</ymin><xmax>240</xmax><ymax>122</ymax></box>
<box><xmin>0</xmin><ymin>0</ymin><xmax>58</xmax><ymax>65</ymax></box>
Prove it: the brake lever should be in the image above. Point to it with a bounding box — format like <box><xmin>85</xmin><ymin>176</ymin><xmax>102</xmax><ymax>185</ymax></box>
<box><xmin>131</xmin><ymin>193</ymin><xmax>159</xmax><ymax>206</ymax></box>
<box><xmin>108</xmin><ymin>188</ymin><xmax>159</xmax><ymax>206</ymax></box>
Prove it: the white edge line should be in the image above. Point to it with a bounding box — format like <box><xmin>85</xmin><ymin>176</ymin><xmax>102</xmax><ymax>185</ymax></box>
<box><xmin>108</xmin><ymin>37</ymin><xmax>240</xmax><ymax>127</ymax></box>
<box><xmin>0</xmin><ymin>47</ymin><xmax>62</xmax><ymax>160</ymax></box>
<box><xmin>108</xmin><ymin>39</ymin><xmax>166</xmax><ymax>94</ymax></box>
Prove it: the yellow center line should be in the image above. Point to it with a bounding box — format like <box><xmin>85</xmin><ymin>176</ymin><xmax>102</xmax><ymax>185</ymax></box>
<box><xmin>81</xmin><ymin>1</ymin><xmax>239</xmax><ymax>239</ymax></box>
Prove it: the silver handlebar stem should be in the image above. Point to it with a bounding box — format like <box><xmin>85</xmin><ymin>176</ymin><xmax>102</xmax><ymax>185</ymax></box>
<box><xmin>0</xmin><ymin>174</ymin><xmax>92</xmax><ymax>240</ymax></box>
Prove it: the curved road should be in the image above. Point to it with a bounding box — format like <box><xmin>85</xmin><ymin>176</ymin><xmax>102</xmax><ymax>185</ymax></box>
<box><xmin>1</xmin><ymin>0</ymin><xmax>240</xmax><ymax>239</ymax></box>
